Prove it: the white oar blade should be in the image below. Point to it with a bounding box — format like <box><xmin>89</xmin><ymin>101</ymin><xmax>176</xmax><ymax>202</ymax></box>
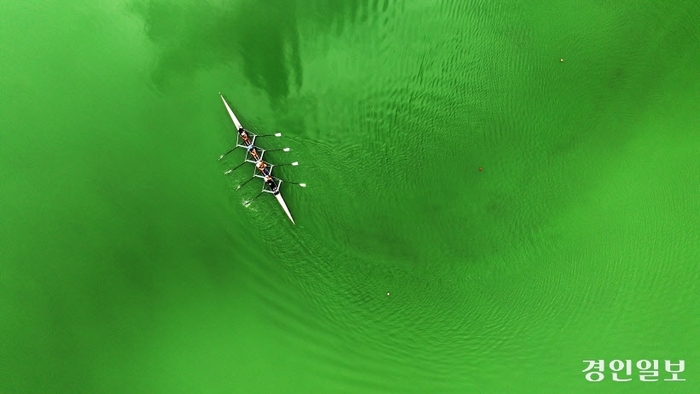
<box><xmin>292</xmin><ymin>162</ymin><xmax>298</xmax><ymax>166</ymax></box>
<box><xmin>299</xmin><ymin>183</ymin><xmax>306</xmax><ymax>187</ymax></box>
<box><xmin>283</xmin><ymin>147</ymin><xmax>290</xmax><ymax>152</ymax></box>
<box><xmin>275</xmin><ymin>133</ymin><xmax>282</xmax><ymax>137</ymax></box>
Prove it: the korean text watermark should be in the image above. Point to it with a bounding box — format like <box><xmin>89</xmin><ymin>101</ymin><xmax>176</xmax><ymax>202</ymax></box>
<box><xmin>582</xmin><ymin>360</ymin><xmax>685</xmax><ymax>382</ymax></box>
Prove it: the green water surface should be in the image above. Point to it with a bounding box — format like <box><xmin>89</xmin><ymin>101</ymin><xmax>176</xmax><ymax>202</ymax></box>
<box><xmin>1</xmin><ymin>0</ymin><xmax>699</xmax><ymax>393</ymax></box>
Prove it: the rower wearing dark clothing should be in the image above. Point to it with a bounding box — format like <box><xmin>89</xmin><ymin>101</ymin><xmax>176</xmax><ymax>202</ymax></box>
<box><xmin>264</xmin><ymin>175</ymin><xmax>278</xmax><ymax>192</ymax></box>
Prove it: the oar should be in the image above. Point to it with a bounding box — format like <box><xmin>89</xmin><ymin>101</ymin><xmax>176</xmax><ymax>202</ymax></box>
<box><xmin>256</xmin><ymin>133</ymin><xmax>282</xmax><ymax>138</ymax></box>
<box><xmin>275</xmin><ymin>162</ymin><xmax>299</xmax><ymax>167</ymax></box>
<box><xmin>224</xmin><ymin>161</ymin><xmax>247</xmax><ymax>175</ymax></box>
<box><xmin>236</xmin><ymin>177</ymin><xmax>255</xmax><ymax>191</ymax></box>
<box><xmin>217</xmin><ymin>146</ymin><xmax>239</xmax><ymax>161</ymax></box>
<box><xmin>248</xmin><ymin>190</ymin><xmax>265</xmax><ymax>203</ymax></box>
<box><xmin>283</xmin><ymin>181</ymin><xmax>306</xmax><ymax>187</ymax></box>
<box><xmin>265</xmin><ymin>147</ymin><xmax>290</xmax><ymax>152</ymax></box>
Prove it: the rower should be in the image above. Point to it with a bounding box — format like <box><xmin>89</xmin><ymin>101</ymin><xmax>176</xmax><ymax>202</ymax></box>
<box><xmin>239</xmin><ymin>128</ymin><xmax>253</xmax><ymax>146</ymax></box>
<box><xmin>264</xmin><ymin>175</ymin><xmax>278</xmax><ymax>192</ymax></box>
<box><xmin>255</xmin><ymin>161</ymin><xmax>271</xmax><ymax>176</ymax></box>
<box><xmin>249</xmin><ymin>146</ymin><xmax>261</xmax><ymax>162</ymax></box>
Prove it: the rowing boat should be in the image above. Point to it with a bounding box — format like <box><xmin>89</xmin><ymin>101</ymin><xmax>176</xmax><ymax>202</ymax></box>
<box><xmin>219</xmin><ymin>93</ymin><xmax>297</xmax><ymax>224</ymax></box>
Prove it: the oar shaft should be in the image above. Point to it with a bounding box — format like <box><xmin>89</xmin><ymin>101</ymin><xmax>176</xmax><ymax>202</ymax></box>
<box><xmin>278</xmin><ymin>180</ymin><xmax>307</xmax><ymax>187</ymax></box>
<box><xmin>276</xmin><ymin>162</ymin><xmax>298</xmax><ymax>167</ymax></box>
<box><xmin>236</xmin><ymin>177</ymin><xmax>255</xmax><ymax>190</ymax></box>
<box><xmin>250</xmin><ymin>190</ymin><xmax>265</xmax><ymax>203</ymax></box>
<box><xmin>218</xmin><ymin>146</ymin><xmax>239</xmax><ymax>161</ymax></box>
<box><xmin>224</xmin><ymin>161</ymin><xmax>247</xmax><ymax>175</ymax></box>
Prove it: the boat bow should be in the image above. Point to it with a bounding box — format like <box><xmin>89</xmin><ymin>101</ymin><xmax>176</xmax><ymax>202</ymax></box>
<box><xmin>219</xmin><ymin>93</ymin><xmax>243</xmax><ymax>130</ymax></box>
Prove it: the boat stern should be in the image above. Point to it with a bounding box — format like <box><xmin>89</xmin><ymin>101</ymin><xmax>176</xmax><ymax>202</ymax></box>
<box><xmin>274</xmin><ymin>193</ymin><xmax>295</xmax><ymax>224</ymax></box>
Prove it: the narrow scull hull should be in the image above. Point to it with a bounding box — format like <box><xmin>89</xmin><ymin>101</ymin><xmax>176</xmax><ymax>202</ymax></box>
<box><xmin>220</xmin><ymin>92</ymin><xmax>296</xmax><ymax>224</ymax></box>
<box><xmin>219</xmin><ymin>93</ymin><xmax>243</xmax><ymax>130</ymax></box>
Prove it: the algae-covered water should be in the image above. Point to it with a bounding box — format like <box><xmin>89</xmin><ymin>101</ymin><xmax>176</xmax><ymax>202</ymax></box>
<box><xmin>1</xmin><ymin>1</ymin><xmax>699</xmax><ymax>392</ymax></box>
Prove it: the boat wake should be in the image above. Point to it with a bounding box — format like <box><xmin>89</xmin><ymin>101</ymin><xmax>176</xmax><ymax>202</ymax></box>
<box><xmin>242</xmin><ymin>200</ymin><xmax>259</xmax><ymax>211</ymax></box>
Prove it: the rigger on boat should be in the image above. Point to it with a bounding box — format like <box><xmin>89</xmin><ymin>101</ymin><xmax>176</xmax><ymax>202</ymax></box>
<box><xmin>218</xmin><ymin>93</ymin><xmax>305</xmax><ymax>224</ymax></box>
